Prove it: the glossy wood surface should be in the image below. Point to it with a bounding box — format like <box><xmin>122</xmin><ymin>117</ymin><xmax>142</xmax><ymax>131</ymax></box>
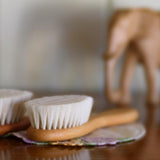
<box><xmin>0</xmin><ymin>92</ymin><xmax>160</xmax><ymax>160</ymax></box>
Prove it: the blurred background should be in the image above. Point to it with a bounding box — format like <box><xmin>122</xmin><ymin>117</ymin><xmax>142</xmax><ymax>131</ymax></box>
<box><xmin>1</xmin><ymin>0</ymin><xmax>160</xmax><ymax>93</ymax></box>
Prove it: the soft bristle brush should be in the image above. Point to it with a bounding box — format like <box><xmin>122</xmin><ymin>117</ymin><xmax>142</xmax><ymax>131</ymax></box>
<box><xmin>0</xmin><ymin>89</ymin><xmax>33</xmax><ymax>136</ymax></box>
<box><xmin>25</xmin><ymin>95</ymin><xmax>139</xmax><ymax>142</ymax></box>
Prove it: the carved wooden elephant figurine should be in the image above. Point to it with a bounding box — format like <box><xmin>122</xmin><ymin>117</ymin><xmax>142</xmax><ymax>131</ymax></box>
<box><xmin>104</xmin><ymin>9</ymin><xmax>160</xmax><ymax>105</ymax></box>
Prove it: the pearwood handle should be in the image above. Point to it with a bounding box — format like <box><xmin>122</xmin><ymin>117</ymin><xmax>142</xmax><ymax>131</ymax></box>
<box><xmin>27</xmin><ymin>107</ymin><xmax>139</xmax><ymax>142</ymax></box>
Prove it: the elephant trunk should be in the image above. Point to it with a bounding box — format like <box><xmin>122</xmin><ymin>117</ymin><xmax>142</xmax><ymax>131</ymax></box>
<box><xmin>104</xmin><ymin>10</ymin><xmax>138</xmax><ymax>103</ymax></box>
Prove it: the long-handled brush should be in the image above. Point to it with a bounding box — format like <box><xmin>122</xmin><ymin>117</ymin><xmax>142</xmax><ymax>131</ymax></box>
<box><xmin>25</xmin><ymin>95</ymin><xmax>138</xmax><ymax>142</ymax></box>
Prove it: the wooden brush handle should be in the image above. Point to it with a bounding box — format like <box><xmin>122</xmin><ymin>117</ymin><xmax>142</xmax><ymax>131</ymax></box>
<box><xmin>27</xmin><ymin>107</ymin><xmax>139</xmax><ymax>142</ymax></box>
<box><xmin>0</xmin><ymin>117</ymin><xmax>30</xmax><ymax>136</ymax></box>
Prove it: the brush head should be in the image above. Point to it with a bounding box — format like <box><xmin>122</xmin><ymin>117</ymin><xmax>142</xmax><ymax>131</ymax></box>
<box><xmin>0</xmin><ymin>89</ymin><xmax>33</xmax><ymax>125</ymax></box>
<box><xmin>25</xmin><ymin>95</ymin><xmax>93</xmax><ymax>130</ymax></box>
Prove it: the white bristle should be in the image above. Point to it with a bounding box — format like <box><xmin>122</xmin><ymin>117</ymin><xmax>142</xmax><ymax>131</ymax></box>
<box><xmin>0</xmin><ymin>89</ymin><xmax>33</xmax><ymax>125</ymax></box>
<box><xmin>25</xmin><ymin>95</ymin><xmax>93</xmax><ymax>130</ymax></box>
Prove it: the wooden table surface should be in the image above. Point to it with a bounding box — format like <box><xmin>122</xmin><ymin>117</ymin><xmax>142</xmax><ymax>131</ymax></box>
<box><xmin>0</xmin><ymin>92</ymin><xmax>160</xmax><ymax>160</ymax></box>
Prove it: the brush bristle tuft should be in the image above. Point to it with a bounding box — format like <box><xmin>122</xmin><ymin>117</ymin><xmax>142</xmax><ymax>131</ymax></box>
<box><xmin>0</xmin><ymin>89</ymin><xmax>33</xmax><ymax>125</ymax></box>
<box><xmin>25</xmin><ymin>95</ymin><xmax>93</xmax><ymax>130</ymax></box>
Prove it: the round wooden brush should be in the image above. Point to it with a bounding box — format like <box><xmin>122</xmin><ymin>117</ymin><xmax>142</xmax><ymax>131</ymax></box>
<box><xmin>0</xmin><ymin>89</ymin><xmax>33</xmax><ymax>136</ymax></box>
<box><xmin>25</xmin><ymin>95</ymin><xmax>138</xmax><ymax>142</ymax></box>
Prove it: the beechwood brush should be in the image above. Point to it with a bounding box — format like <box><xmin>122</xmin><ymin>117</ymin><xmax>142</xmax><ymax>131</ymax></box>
<box><xmin>25</xmin><ymin>95</ymin><xmax>139</xmax><ymax>142</ymax></box>
<box><xmin>0</xmin><ymin>89</ymin><xmax>33</xmax><ymax>136</ymax></box>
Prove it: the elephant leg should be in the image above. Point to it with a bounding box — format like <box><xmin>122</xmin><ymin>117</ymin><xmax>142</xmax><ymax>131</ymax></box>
<box><xmin>119</xmin><ymin>47</ymin><xmax>139</xmax><ymax>104</ymax></box>
<box><xmin>105</xmin><ymin>54</ymin><xmax>123</xmax><ymax>104</ymax></box>
<box><xmin>143</xmin><ymin>57</ymin><xmax>158</xmax><ymax>104</ymax></box>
